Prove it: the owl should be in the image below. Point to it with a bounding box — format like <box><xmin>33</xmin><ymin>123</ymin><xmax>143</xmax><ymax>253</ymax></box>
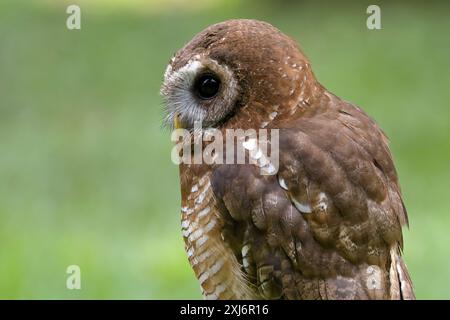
<box><xmin>161</xmin><ymin>19</ymin><xmax>415</xmax><ymax>300</ymax></box>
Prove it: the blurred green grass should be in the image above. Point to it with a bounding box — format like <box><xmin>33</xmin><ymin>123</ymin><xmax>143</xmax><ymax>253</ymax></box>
<box><xmin>0</xmin><ymin>0</ymin><xmax>449</xmax><ymax>299</ymax></box>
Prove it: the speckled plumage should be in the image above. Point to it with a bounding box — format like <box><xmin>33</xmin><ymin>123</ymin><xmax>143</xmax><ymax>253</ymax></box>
<box><xmin>161</xmin><ymin>19</ymin><xmax>415</xmax><ymax>300</ymax></box>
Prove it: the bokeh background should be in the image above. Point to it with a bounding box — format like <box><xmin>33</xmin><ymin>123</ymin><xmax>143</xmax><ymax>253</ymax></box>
<box><xmin>0</xmin><ymin>0</ymin><xmax>449</xmax><ymax>299</ymax></box>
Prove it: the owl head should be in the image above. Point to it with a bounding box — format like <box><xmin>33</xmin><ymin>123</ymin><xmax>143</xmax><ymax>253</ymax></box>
<box><xmin>161</xmin><ymin>19</ymin><xmax>318</xmax><ymax>130</ymax></box>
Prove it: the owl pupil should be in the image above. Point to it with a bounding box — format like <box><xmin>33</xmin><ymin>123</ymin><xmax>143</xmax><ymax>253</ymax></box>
<box><xmin>195</xmin><ymin>74</ymin><xmax>220</xmax><ymax>99</ymax></box>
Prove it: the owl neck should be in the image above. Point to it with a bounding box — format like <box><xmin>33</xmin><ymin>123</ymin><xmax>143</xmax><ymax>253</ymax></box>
<box><xmin>225</xmin><ymin>73</ymin><xmax>325</xmax><ymax>130</ymax></box>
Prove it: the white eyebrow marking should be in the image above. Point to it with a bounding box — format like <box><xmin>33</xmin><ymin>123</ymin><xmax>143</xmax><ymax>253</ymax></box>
<box><xmin>162</xmin><ymin>56</ymin><xmax>203</xmax><ymax>89</ymax></box>
<box><xmin>162</xmin><ymin>64</ymin><xmax>173</xmax><ymax>86</ymax></box>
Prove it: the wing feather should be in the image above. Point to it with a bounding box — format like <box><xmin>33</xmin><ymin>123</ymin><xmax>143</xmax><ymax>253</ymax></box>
<box><xmin>211</xmin><ymin>96</ymin><xmax>414</xmax><ymax>299</ymax></box>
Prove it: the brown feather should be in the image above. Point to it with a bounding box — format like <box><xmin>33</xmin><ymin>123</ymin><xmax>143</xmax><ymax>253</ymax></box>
<box><xmin>165</xmin><ymin>19</ymin><xmax>414</xmax><ymax>300</ymax></box>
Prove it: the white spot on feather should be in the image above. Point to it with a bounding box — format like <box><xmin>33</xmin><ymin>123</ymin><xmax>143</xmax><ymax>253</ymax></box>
<box><xmin>195</xmin><ymin>184</ymin><xmax>210</xmax><ymax>206</ymax></box>
<box><xmin>204</xmin><ymin>219</ymin><xmax>217</xmax><ymax>232</ymax></box>
<box><xmin>210</xmin><ymin>259</ymin><xmax>225</xmax><ymax>275</ymax></box>
<box><xmin>198</xmin><ymin>271</ymin><xmax>210</xmax><ymax>285</ymax></box>
<box><xmin>187</xmin><ymin>247</ymin><xmax>194</xmax><ymax>258</ymax></box>
<box><xmin>366</xmin><ymin>265</ymin><xmax>382</xmax><ymax>290</ymax></box>
<box><xmin>197</xmin><ymin>207</ymin><xmax>210</xmax><ymax>218</ymax></box>
<box><xmin>205</xmin><ymin>292</ymin><xmax>218</xmax><ymax>300</ymax></box>
<box><xmin>243</xmin><ymin>138</ymin><xmax>257</xmax><ymax>151</ymax></box>
<box><xmin>196</xmin><ymin>234</ymin><xmax>209</xmax><ymax>247</ymax></box>
<box><xmin>181</xmin><ymin>220</ymin><xmax>189</xmax><ymax>230</ymax></box>
<box><xmin>257</xmin><ymin>156</ymin><xmax>269</xmax><ymax>167</ymax></box>
<box><xmin>292</xmin><ymin>197</ymin><xmax>312</xmax><ymax>214</ymax></box>
<box><xmin>316</xmin><ymin>192</ymin><xmax>328</xmax><ymax>211</ymax></box>
<box><xmin>214</xmin><ymin>284</ymin><xmax>226</xmax><ymax>295</ymax></box>
<box><xmin>251</xmin><ymin>149</ymin><xmax>263</xmax><ymax>160</ymax></box>
<box><xmin>189</xmin><ymin>228</ymin><xmax>203</xmax><ymax>242</ymax></box>
<box><xmin>199</xmin><ymin>175</ymin><xmax>209</xmax><ymax>186</ymax></box>
<box><xmin>243</xmin><ymin>258</ymin><xmax>250</xmax><ymax>268</ymax></box>
<box><xmin>181</xmin><ymin>206</ymin><xmax>194</xmax><ymax>215</ymax></box>
<box><xmin>278</xmin><ymin>176</ymin><xmax>288</xmax><ymax>190</ymax></box>
<box><xmin>269</xmin><ymin>112</ymin><xmax>278</xmax><ymax>120</ymax></box>
<box><xmin>197</xmin><ymin>249</ymin><xmax>212</xmax><ymax>263</ymax></box>
<box><xmin>242</xmin><ymin>245</ymin><xmax>250</xmax><ymax>257</ymax></box>
<box><xmin>261</xmin><ymin>163</ymin><xmax>277</xmax><ymax>175</ymax></box>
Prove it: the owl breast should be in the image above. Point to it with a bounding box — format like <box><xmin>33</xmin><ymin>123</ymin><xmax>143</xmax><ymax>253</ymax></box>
<box><xmin>180</xmin><ymin>170</ymin><xmax>257</xmax><ymax>299</ymax></box>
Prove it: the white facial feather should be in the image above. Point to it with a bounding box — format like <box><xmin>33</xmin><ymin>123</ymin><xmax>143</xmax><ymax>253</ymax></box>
<box><xmin>161</xmin><ymin>56</ymin><xmax>239</xmax><ymax>129</ymax></box>
<box><xmin>161</xmin><ymin>57</ymin><xmax>207</xmax><ymax>127</ymax></box>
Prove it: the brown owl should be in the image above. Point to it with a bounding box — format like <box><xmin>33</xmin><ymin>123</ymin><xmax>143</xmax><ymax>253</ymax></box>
<box><xmin>161</xmin><ymin>19</ymin><xmax>415</xmax><ymax>300</ymax></box>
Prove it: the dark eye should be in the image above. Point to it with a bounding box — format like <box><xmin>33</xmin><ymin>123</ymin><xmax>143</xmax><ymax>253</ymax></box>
<box><xmin>194</xmin><ymin>73</ymin><xmax>221</xmax><ymax>99</ymax></box>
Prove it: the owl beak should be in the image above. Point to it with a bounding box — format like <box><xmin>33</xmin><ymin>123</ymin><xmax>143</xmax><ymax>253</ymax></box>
<box><xmin>174</xmin><ymin>113</ymin><xmax>184</xmax><ymax>129</ymax></box>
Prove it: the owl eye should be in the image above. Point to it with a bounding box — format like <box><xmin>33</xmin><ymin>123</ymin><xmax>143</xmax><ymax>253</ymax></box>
<box><xmin>194</xmin><ymin>73</ymin><xmax>221</xmax><ymax>99</ymax></box>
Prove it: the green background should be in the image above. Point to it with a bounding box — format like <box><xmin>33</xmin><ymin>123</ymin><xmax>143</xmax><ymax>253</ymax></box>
<box><xmin>0</xmin><ymin>0</ymin><xmax>449</xmax><ymax>299</ymax></box>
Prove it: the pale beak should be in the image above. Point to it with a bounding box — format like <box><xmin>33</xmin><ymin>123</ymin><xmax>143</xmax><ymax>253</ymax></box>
<box><xmin>174</xmin><ymin>113</ymin><xmax>183</xmax><ymax>129</ymax></box>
